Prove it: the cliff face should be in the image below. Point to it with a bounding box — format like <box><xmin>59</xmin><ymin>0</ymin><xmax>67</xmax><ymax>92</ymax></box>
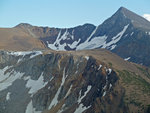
<box><xmin>0</xmin><ymin>50</ymin><xmax>127</xmax><ymax>113</ymax></box>
<box><xmin>0</xmin><ymin>50</ymin><xmax>150</xmax><ymax>113</ymax></box>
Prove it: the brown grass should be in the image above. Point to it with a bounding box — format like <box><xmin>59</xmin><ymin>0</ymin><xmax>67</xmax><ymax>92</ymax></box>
<box><xmin>0</xmin><ymin>28</ymin><xmax>46</xmax><ymax>51</ymax></box>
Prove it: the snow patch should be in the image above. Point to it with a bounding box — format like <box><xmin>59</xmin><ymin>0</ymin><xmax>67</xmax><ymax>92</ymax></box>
<box><xmin>25</xmin><ymin>100</ymin><xmax>42</xmax><ymax>113</ymax></box>
<box><xmin>74</xmin><ymin>85</ymin><xmax>92</xmax><ymax>113</ymax></box>
<box><xmin>61</xmin><ymin>29</ymin><xmax>69</xmax><ymax>40</ymax></box>
<box><xmin>7</xmin><ymin>51</ymin><xmax>33</xmax><ymax>56</ymax></box>
<box><xmin>76</xmin><ymin>35</ymin><xmax>107</xmax><ymax>50</ymax></box>
<box><xmin>85</xmin><ymin>56</ymin><xmax>89</xmax><ymax>60</ymax></box>
<box><xmin>47</xmin><ymin>29</ymin><xmax>76</xmax><ymax>51</ymax></box>
<box><xmin>75</xmin><ymin>71</ymin><xmax>78</xmax><ymax>74</ymax></box>
<box><xmin>109</xmin><ymin>84</ymin><xmax>112</xmax><ymax>89</ymax></box>
<box><xmin>6</xmin><ymin>92</ymin><xmax>11</xmax><ymax>101</ymax></box>
<box><xmin>146</xmin><ymin>32</ymin><xmax>150</xmax><ymax>35</ymax></box>
<box><xmin>98</xmin><ymin>64</ymin><xmax>102</xmax><ymax>70</ymax></box>
<box><xmin>48</xmin><ymin>68</ymin><xmax>67</xmax><ymax>110</ymax></box>
<box><xmin>65</xmin><ymin>85</ymin><xmax>72</xmax><ymax>98</ymax></box>
<box><xmin>102</xmin><ymin>91</ymin><xmax>106</xmax><ymax>97</ymax></box>
<box><xmin>0</xmin><ymin>71</ymin><xmax>24</xmax><ymax>91</ymax></box>
<box><xmin>86</xmin><ymin>26</ymin><xmax>99</xmax><ymax>42</ymax></box>
<box><xmin>76</xmin><ymin>24</ymin><xmax>129</xmax><ymax>50</ymax></box>
<box><xmin>50</xmin><ymin>76</ymin><xmax>54</xmax><ymax>82</ymax></box>
<box><xmin>57</xmin><ymin>104</ymin><xmax>66</xmax><ymax>113</ymax></box>
<box><xmin>30</xmin><ymin>51</ymin><xmax>42</xmax><ymax>59</ymax></box>
<box><xmin>78</xmin><ymin>86</ymin><xmax>92</xmax><ymax>103</ymax></box>
<box><xmin>6</xmin><ymin>51</ymin><xmax>43</xmax><ymax>63</ymax></box>
<box><xmin>46</xmin><ymin>24</ymin><xmax>129</xmax><ymax>51</ymax></box>
<box><xmin>102</xmin><ymin>67</ymin><xmax>112</xmax><ymax>97</ymax></box>
<box><xmin>17</xmin><ymin>57</ymin><xmax>24</xmax><ymax>63</ymax></box>
<box><xmin>76</xmin><ymin>26</ymin><xmax>108</xmax><ymax>50</ymax></box>
<box><xmin>26</xmin><ymin>72</ymin><xmax>48</xmax><ymax>96</ymax></box>
<box><xmin>102</xmin><ymin>24</ymin><xmax>129</xmax><ymax>50</ymax></box>
<box><xmin>74</xmin><ymin>104</ymin><xmax>91</xmax><ymax>113</ymax></box>
<box><xmin>102</xmin><ymin>72</ymin><xmax>108</xmax><ymax>96</ymax></box>
<box><xmin>124</xmin><ymin>34</ymin><xmax>128</xmax><ymax>37</ymax></box>
<box><xmin>124</xmin><ymin>57</ymin><xmax>131</xmax><ymax>61</ymax></box>
<box><xmin>68</xmin><ymin>39</ymin><xmax>81</xmax><ymax>49</ymax></box>
<box><xmin>0</xmin><ymin>66</ymin><xmax>10</xmax><ymax>82</ymax></box>
<box><xmin>110</xmin><ymin>45</ymin><xmax>117</xmax><ymax>50</ymax></box>
<box><xmin>130</xmin><ymin>32</ymin><xmax>134</xmax><ymax>36</ymax></box>
<box><xmin>107</xmin><ymin>69</ymin><xmax>112</xmax><ymax>75</ymax></box>
<box><xmin>71</xmin><ymin>30</ymin><xmax>75</xmax><ymax>40</ymax></box>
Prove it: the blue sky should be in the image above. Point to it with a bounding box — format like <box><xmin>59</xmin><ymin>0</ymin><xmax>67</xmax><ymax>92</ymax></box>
<box><xmin>0</xmin><ymin>0</ymin><xmax>150</xmax><ymax>28</ymax></box>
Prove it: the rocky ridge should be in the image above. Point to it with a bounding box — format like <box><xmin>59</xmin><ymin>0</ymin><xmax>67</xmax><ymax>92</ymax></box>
<box><xmin>12</xmin><ymin>7</ymin><xmax>150</xmax><ymax>67</ymax></box>
<box><xmin>0</xmin><ymin>49</ymin><xmax>150</xmax><ymax>113</ymax></box>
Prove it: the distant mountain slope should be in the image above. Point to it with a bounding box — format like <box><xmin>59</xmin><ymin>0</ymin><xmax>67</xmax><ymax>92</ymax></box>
<box><xmin>15</xmin><ymin>23</ymin><xmax>96</xmax><ymax>51</ymax></box>
<box><xmin>0</xmin><ymin>49</ymin><xmax>150</xmax><ymax>113</ymax></box>
<box><xmin>0</xmin><ymin>27</ymin><xmax>46</xmax><ymax>51</ymax></box>
<box><xmin>13</xmin><ymin>7</ymin><xmax>150</xmax><ymax>67</ymax></box>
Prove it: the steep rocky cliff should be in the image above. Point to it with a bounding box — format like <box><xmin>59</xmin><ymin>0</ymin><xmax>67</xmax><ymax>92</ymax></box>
<box><xmin>0</xmin><ymin>49</ymin><xmax>150</xmax><ymax>113</ymax></box>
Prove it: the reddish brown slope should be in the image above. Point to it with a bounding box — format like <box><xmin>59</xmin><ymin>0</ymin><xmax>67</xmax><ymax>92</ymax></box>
<box><xmin>0</xmin><ymin>27</ymin><xmax>46</xmax><ymax>51</ymax></box>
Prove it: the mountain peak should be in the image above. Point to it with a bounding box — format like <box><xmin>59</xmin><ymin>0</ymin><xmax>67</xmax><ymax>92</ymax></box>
<box><xmin>15</xmin><ymin>23</ymin><xmax>33</xmax><ymax>28</ymax></box>
<box><xmin>118</xmin><ymin>6</ymin><xmax>127</xmax><ymax>12</ymax></box>
<box><xmin>114</xmin><ymin>7</ymin><xmax>150</xmax><ymax>30</ymax></box>
<box><xmin>116</xmin><ymin>7</ymin><xmax>133</xmax><ymax>17</ymax></box>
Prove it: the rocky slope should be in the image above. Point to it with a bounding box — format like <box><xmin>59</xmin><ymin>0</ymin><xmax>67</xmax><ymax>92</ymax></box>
<box><xmin>0</xmin><ymin>49</ymin><xmax>150</xmax><ymax>113</ymax></box>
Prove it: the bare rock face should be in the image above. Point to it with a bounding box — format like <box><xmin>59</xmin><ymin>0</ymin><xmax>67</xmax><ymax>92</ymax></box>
<box><xmin>0</xmin><ymin>49</ymin><xmax>150</xmax><ymax>113</ymax></box>
<box><xmin>0</xmin><ymin>50</ymin><xmax>128</xmax><ymax>113</ymax></box>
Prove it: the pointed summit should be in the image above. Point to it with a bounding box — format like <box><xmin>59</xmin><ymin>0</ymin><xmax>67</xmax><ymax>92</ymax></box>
<box><xmin>118</xmin><ymin>6</ymin><xmax>128</xmax><ymax>12</ymax></box>
<box><xmin>113</xmin><ymin>7</ymin><xmax>150</xmax><ymax>30</ymax></box>
<box><xmin>115</xmin><ymin>6</ymin><xmax>137</xmax><ymax>18</ymax></box>
<box><xmin>117</xmin><ymin>7</ymin><xmax>134</xmax><ymax>17</ymax></box>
